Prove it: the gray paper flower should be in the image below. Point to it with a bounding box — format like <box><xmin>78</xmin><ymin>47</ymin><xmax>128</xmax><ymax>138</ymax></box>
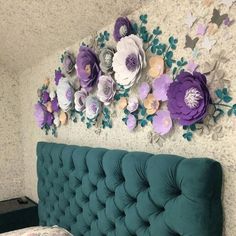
<box><xmin>99</xmin><ymin>47</ymin><xmax>115</xmax><ymax>74</ymax></box>
<box><xmin>62</xmin><ymin>51</ymin><xmax>76</xmax><ymax>74</ymax></box>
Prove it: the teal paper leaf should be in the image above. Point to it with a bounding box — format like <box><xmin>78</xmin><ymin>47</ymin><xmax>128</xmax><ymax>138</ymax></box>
<box><xmin>140</xmin><ymin>14</ymin><xmax>148</xmax><ymax>24</ymax></box>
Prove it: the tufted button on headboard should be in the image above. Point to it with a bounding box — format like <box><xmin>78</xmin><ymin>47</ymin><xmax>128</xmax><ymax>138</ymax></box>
<box><xmin>37</xmin><ymin>142</ymin><xmax>223</xmax><ymax>236</ymax></box>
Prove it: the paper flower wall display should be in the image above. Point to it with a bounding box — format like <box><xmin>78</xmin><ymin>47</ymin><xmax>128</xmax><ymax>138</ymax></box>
<box><xmin>34</xmin><ymin>11</ymin><xmax>236</xmax><ymax>142</ymax></box>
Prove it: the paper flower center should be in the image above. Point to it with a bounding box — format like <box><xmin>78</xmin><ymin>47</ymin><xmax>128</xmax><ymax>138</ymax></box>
<box><xmin>163</xmin><ymin>117</ymin><xmax>170</xmax><ymax>127</ymax></box>
<box><xmin>91</xmin><ymin>103</ymin><xmax>98</xmax><ymax>113</ymax></box>
<box><xmin>151</xmin><ymin>100</ymin><xmax>158</xmax><ymax>110</ymax></box>
<box><xmin>104</xmin><ymin>53</ymin><xmax>112</xmax><ymax>66</ymax></box>
<box><xmin>85</xmin><ymin>64</ymin><xmax>91</xmax><ymax>76</ymax></box>
<box><xmin>119</xmin><ymin>25</ymin><xmax>128</xmax><ymax>37</ymax></box>
<box><xmin>66</xmin><ymin>89</ymin><xmax>73</xmax><ymax>101</ymax></box>
<box><xmin>126</xmin><ymin>53</ymin><xmax>138</xmax><ymax>72</ymax></box>
<box><xmin>184</xmin><ymin>88</ymin><xmax>203</xmax><ymax>109</ymax></box>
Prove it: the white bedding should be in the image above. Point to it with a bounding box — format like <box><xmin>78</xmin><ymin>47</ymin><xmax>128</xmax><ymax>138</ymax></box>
<box><xmin>0</xmin><ymin>226</ymin><xmax>73</xmax><ymax>236</ymax></box>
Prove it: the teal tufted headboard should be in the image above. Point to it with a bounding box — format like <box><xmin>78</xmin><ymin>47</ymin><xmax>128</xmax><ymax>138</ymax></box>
<box><xmin>37</xmin><ymin>142</ymin><xmax>223</xmax><ymax>236</ymax></box>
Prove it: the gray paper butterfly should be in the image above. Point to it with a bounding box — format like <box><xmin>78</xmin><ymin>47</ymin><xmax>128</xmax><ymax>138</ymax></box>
<box><xmin>184</xmin><ymin>35</ymin><xmax>199</xmax><ymax>51</ymax></box>
<box><xmin>211</xmin><ymin>9</ymin><xmax>228</xmax><ymax>27</ymax></box>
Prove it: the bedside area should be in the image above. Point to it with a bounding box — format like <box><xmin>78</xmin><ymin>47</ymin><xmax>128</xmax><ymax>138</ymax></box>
<box><xmin>0</xmin><ymin>197</ymin><xmax>38</xmax><ymax>233</ymax></box>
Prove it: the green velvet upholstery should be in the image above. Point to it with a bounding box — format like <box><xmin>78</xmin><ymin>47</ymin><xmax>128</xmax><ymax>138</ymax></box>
<box><xmin>37</xmin><ymin>142</ymin><xmax>223</xmax><ymax>236</ymax></box>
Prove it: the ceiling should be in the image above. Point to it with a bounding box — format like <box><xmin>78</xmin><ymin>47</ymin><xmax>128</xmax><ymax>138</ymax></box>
<box><xmin>0</xmin><ymin>0</ymin><xmax>145</xmax><ymax>74</ymax></box>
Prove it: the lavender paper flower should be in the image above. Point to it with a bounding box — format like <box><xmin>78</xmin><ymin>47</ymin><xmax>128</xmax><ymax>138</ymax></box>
<box><xmin>153</xmin><ymin>74</ymin><xmax>172</xmax><ymax>102</ymax></box>
<box><xmin>34</xmin><ymin>103</ymin><xmax>53</xmax><ymax>128</ymax></box>
<box><xmin>126</xmin><ymin>114</ymin><xmax>137</xmax><ymax>131</ymax></box>
<box><xmin>127</xmin><ymin>97</ymin><xmax>139</xmax><ymax>112</ymax></box>
<box><xmin>74</xmin><ymin>88</ymin><xmax>88</xmax><ymax>112</ymax></box>
<box><xmin>153</xmin><ymin>110</ymin><xmax>172</xmax><ymax>135</ymax></box>
<box><xmin>138</xmin><ymin>82</ymin><xmax>150</xmax><ymax>100</ymax></box>
<box><xmin>76</xmin><ymin>46</ymin><xmax>100</xmax><ymax>92</ymax></box>
<box><xmin>97</xmin><ymin>75</ymin><xmax>116</xmax><ymax>105</ymax></box>
<box><xmin>85</xmin><ymin>96</ymin><xmax>101</xmax><ymax>119</ymax></box>
<box><xmin>167</xmin><ymin>71</ymin><xmax>210</xmax><ymax>125</ymax></box>
<box><xmin>113</xmin><ymin>17</ymin><xmax>132</xmax><ymax>42</ymax></box>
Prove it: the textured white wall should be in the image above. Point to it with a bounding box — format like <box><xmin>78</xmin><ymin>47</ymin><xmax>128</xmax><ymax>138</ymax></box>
<box><xmin>16</xmin><ymin>1</ymin><xmax>236</xmax><ymax>235</ymax></box>
<box><xmin>0</xmin><ymin>65</ymin><xmax>24</xmax><ymax>200</ymax></box>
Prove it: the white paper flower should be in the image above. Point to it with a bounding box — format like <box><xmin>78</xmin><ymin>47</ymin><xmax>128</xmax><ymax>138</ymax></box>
<box><xmin>53</xmin><ymin>113</ymin><xmax>60</xmax><ymax>127</ymax></box>
<box><xmin>85</xmin><ymin>96</ymin><xmax>101</xmax><ymax>119</ymax></box>
<box><xmin>112</xmin><ymin>34</ymin><xmax>146</xmax><ymax>88</ymax></box>
<box><xmin>56</xmin><ymin>78</ymin><xmax>74</xmax><ymax>112</ymax></box>
<box><xmin>97</xmin><ymin>75</ymin><xmax>116</xmax><ymax>105</ymax></box>
<box><xmin>74</xmin><ymin>88</ymin><xmax>88</xmax><ymax>112</ymax></box>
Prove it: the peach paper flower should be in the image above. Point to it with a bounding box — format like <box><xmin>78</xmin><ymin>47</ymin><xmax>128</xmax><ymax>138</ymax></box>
<box><xmin>118</xmin><ymin>97</ymin><xmax>128</xmax><ymax>110</ymax></box>
<box><xmin>148</xmin><ymin>56</ymin><xmax>164</xmax><ymax>78</ymax></box>
<box><xmin>143</xmin><ymin>94</ymin><xmax>160</xmax><ymax>115</ymax></box>
<box><xmin>59</xmin><ymin>111</ymin><xmax>68</xmax><ymax>125</ymax></box>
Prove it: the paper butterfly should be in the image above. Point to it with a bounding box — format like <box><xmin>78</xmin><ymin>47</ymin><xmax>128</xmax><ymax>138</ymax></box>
<box><xmin>184</xmin><ymin>35</ymin><xmax>199</xmax><ymax>50</ymax></box>
<box><xmin>219</xmin><ymin>0</ymin><xmax>236</xmax><ymax>7</ymax></box>
<box><xmin>201</xmin><ymin>36</ymin><xmax>216</xmax><ymax>51</ymax></box>
<box><xmin>211</xmin><ymin>9</ymin><xmax>228</xmax><ymax>27</ymax></box>
<box><xmin>185</xmin><ymin>12</ymin><xmax>197</xmax><ymax>28</ymax></box>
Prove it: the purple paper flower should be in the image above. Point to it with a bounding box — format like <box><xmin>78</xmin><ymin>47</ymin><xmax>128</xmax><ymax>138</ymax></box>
<box><xmin>42</xmin><ymin>91</ymin><xmax>50</xmax><ymax>103</ymax></box>
<box><xmin>113</xmin><ymin>17</ymin><xmax>132</xmax><ymax>42</ymax></box>
<box><xmin>74</xmin><ymin>88</ymin><xmax>88</xmax><ymax>112</ymax></box>
<box><xmin>127</xmin><ymin>97</ymin><xmax>139</xmax><ymax>113</ymax></box>
<box><xmin>153</xmin><ymin>74</ymin><xmax>172</xmax><ymax>102</ymax></box>
<box><xmin>51</xmin><ymin>96</ymin><xmax>59</xmax><ymax>112</ymax></box>
<box><xmin>85</xmin><ymin>96</ymin><xmax>101</xmax><ymax>119</ymax></box>
<box><xmin>167</xmin><ymin>71</ymin><xmax>210</xmax><ymax>125</ymax></box>
<box><xmin>138</xmin><ymin>82</ymin><xmax>150</xmax><ymax>100</ymax></box>
<box><xmin>55</xmin><ymin>68</ymin><xmax>64</xmax><ymax>86</ymax></box>
<box><xmin>153</xmin><ymin>110</ymin><xmax>173</xmax><ymax>135</ymax></box>
<box><xmin>34</xmin><ymin>103</ymin><xmax>53</xmax><ymax>128</ymax></box>
<box><xmin>97</xmin><ymin>75</ymin><xmax>116</xmax><ymax>105</ymax></box>
<box><xmin>126</xmin><ymin>114</ymin><xmax>137</xmax><ymax>131</ymax></box>
<box><xmin>76</xmin><ymin>46</ymin><xmax>100</xmax><ymax>92</ymax></box>
<box><xmin>62</xmin><ymin>51</ymin><xmax>75</xmax><ymax>74</ymax></box>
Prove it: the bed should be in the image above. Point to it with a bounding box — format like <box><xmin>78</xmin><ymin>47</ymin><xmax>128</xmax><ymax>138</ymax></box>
<box><xmin>1</xmin><ymin>142</ymin><xmax>223</xmax><ymax>235</ymax></box>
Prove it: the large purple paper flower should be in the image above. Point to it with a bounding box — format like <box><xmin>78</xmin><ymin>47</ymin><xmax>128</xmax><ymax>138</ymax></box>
<box><xmin>167</xmin><ymin>71</ymin><xmax>210</xmax><ymax>125</ymax></box>
<box><xmin>97</xmin><ymin>75</ymin><xmax>116</xmax><ymax>105</ymax></box>
<box><xmin>34</xmin><ymin>103</ymin><xmax>53</xmax><ymax>128</ymax></box>
<box><xmin>76</xmin><ymin>46</ymin><xmax>100</xmax><ymax>92</ymax></box>
<box><xmin>113</xmin><ymin>17</ymin><xmax>132</xmax><ymax>42</ymax></box>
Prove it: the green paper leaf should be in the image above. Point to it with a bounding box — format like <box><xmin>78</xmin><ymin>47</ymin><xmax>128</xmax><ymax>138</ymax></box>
<box><xmin>140</xmin><ymin>119</ymin><xmax>148</xmax><ymax>127</ymax></box>
<box><xmin>140</xmin><ymin>14</ymin><xmax>148</xmax><ymax>24</ymax></box>
<box><xmin>183</xmin><ymin>132</ymin><xmax>193</xmax><ymax>141</ymax></box>
<box><xmin>223</xmin><ymin>96</ymin><xmax>232</xmax><ymax>103</ymax></box>
<box><xmin>215</xmin><ymin>89</ymin><xmax>223</xmax><ymax>99</ymax></box>
<box><xmin>228</xmin><ymin>109</ymin><xmax>233</xmax><ymax>116</ymax></box>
